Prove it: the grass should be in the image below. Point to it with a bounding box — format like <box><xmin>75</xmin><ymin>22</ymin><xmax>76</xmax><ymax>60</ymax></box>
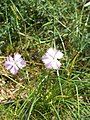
<box><xmin>0</xmin><ymin>0</ymin><xmax>90</xmax><ymax>120</ymax></box>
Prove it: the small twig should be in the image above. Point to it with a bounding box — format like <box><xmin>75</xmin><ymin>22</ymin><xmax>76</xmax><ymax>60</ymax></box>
<box><xmin>2</xmin><ymin>74</ymin><xmax>25</xmax><ymax>89</ymax></box>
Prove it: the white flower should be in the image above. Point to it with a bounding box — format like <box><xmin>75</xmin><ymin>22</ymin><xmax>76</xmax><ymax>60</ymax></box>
<box><xmin>84</xmin><ymin>1</ymin><xmax>90</xmax><ymax>7</ymax></box>
<box><xmin>4</xmin><ymin>53</ymin><xmax>26</xmax><ymax>75</ymax></box>
<box><xmin>42</xmin><ymin>48</ymin><xmax>63</xmax><ymax>70</ymax></box>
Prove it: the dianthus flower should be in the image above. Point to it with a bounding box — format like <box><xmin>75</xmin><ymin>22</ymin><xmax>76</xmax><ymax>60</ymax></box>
<box><xmin>42</xmin><ymin>48</ymin><xmax>63</xmax><ymax>70</ymax></box>
<box><xmin>4</xmin><ymin>53</ymin><xmax>26</xmax><ymax>75</ymax></box>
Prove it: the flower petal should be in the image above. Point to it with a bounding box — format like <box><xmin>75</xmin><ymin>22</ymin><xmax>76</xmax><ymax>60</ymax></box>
<box><xmin>84</xmin><ymin>1</ymin><xmax>90</xmax><ymax>7</ymax></box>
<box><xmin>8</xmin><ymin>56</ymin><xmax>14</xmax><ymax>62</ymax></box>
<box><xmin>4</xmin><ymin>56</ymin><xmax>14</xmax><ymax>70</ymax></box>
<box><xmin>55</xmin><ymin>50</ymin><xmax>63</xmax><ymax>59</ymax></box>
<box><xmin>45</xmin><ymin>62</ymin><xmax>52</xmax><ymax>69</ymax></box>
<box><xmin>42</xmin><ymin>48</ymin><xmax>63</xmax><ymax>70</ymax></box>
<box><xmin>14</xmin><ymin>53</ymin><xmax>21</xmax><ymax>62</ymax></box>
<box><xmin>14</xmin><ymin>53</ymin><xmax>26</xmax><ymax>69</ymax></box>
<box><xmin>4</xmin><ymin>61</ymin><xmax>13</xmax><ymax>70</ymax></box>
<box><xmin>46</xmin><ymin>48</ymin><xmax>56</xmax><ymax>58</ymax></box>
<box><xmin>42</xmin><ymin>55</ymin><xmax>53</xmax><ymax>64</ymax></box>
<box><xmin>46</xmin><ymin>48</ymin><xmax>63</xmax><ymax>59</ymax></box>
<box><xmin>51</xmin><ymin>60</ymin><xmax>61</xmax><ymax>70</ymax></box>
<box><xmin>10</xmin><ymin>65</ymin><xmax>19</xmax><ymax>75</ymax></box>
<box><xmin>16</xmin><ymin>58</ymin><xmax>26</xmax><ymax>69</ymax></box>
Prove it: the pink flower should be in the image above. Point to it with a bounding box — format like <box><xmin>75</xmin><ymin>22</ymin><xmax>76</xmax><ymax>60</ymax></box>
<box><xmin>4</xmin><ymin>53</ymin><xmax>26</xmax><ymax>75</ymax></box>
<box><xmin>42</xmin><ymin>48</ymin><xmax>63</xmax><ymax>70</ymax></box>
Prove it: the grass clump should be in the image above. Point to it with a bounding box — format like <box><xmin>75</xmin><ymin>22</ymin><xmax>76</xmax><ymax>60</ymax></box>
<box><xmin>0</xmin><ymin>0</ymin><xmax>90</xmax><ymax>120</ymax></box>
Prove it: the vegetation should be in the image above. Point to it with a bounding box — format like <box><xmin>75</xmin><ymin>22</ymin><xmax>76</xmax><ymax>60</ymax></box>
<box><xmin>0</xmin><ymin>0</ymin><xmax>90</xmax><ymax>119</ymax></box>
